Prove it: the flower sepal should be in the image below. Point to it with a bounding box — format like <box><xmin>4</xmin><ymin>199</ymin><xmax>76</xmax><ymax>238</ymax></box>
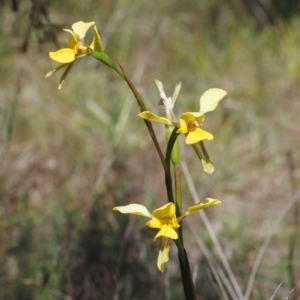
<box><xmin>139</xmin><ymin>111</ymin><xmax>172</xmax><ymax>125</ymax></box>
<box><xmin>201</xmin><ymin>158</ymin><xmax>214</xmax><ymax>174</ymax></box>
<box><xmin>200</xmin><ymin>88</ymin><xmax>227</xmax><ymax>113</ymax></box>
<box><xmin>199</xmin><ymin>140</ymin><xmax>214</xmax><ymax>174</ymax></box>
<box><xmin>186</xmin><ymin>198</ymin><xmax>221</xmax><ymax>215</ymax></box>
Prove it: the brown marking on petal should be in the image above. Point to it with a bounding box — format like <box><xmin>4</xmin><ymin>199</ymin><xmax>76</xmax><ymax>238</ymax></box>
<box><xmin>160</xmin><ymin>217</ymin><xmax>172</xmax><ymax>225</ymax></box>
<box><xmin>187</xmin><ymin>120</ymin><xmax>199</xmax><ymax>132</ymax></box>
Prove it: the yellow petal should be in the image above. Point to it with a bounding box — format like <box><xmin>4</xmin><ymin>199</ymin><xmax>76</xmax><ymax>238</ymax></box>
<box><xmin>113</xmin><ymin>204</ymin><xmax>152</xmax><ymax>218</ymax></box>
<box><xmin>72</xmin><ymin>21</ymin><xmax>95</xmax><ymax>39</ymax></box>
<box><xmin>201</xmin><ymin>158</ymin><xmax>214</xmax><ymax>174</ymax></box>
<box><xmin>157</xmin><ymin>250</ymin><xmax>165</xmax><ymax>272</ymax></box>
<box><xmin>49</xmin><ymin>49</ymin><xmax>76</xmax><ymax>63</ymax></box>
<box><xmin>147</xmin><ymin>203</ymin><xmax>180</xmax><ymax>231</ymax></box>
<box><xmin>198</xmin><ymin>141</ymin><xmax>214</xmax><ymax>174</ymax></box>
<box><xmin>172</xmin><ymin>82</ymin><xmax>182</xmax><ymax>104</ymax></box>
<box><xmin>177</xmin><ymin>112</ymin><xmax>205</xmax><ymax>134</ymax></box>
<box><xmin>64</xmin><ymin>29</ymin><xmax>80</xmax><ymax>44</ymax></box>
<box><xmin>152</xmin><ymin>203</ymin><xmax>176</xmax><ymax>219</ymax></box>
<box><xmin>185</xmin><ymin>128</ymin><xmax>213</xmax><ymax>144</ymax></box>
<box><xmin>176</xmin><ymin>118</ymin><xmax>188</xmax><ymax>134</ymax></box>
<box><xmin>154</xmin><ymin>224</ymin><xmax>178</xmax><ymax>240</ymax></box>
<box><xmin>66</xmin><ymin>38</ymin><xmax>78</xmax><ymax>49</ymax></box>
<box><xmin>146</xmin><ymin>217</ymin><xmax>162</xmax><ymax>229</ymax></box>
<box><xmin>180</xmin><ymin>112</ymin><xmax>205</xmax><ymax>123</ymax></box>
<box><xmin>155</xmin><ymin>79</ymin><xmax>165</xmax><ymax>98</ymax></box>
<box><xmin>90</xmin><ymin>26</ymin><xmax>103</xmax><ymax>52</ymax></box>
<box><xmin>186</xmin><ymin>198</ymin><xmax>222</xmax><ymax>215</ymax></box>
<box><xmin>200</xmin><ymin>88</ymin><xmax>227</xmax><ymax>113</ymax></box>
<box><xmin>157</xmin><ymin>243</ymin><xmax>171</xmax><ymax>272</ymax></box>
<box><xmin>138</xmin><ymin>111</ymin><xmax>172</xmax><ymax>125</ymax></box>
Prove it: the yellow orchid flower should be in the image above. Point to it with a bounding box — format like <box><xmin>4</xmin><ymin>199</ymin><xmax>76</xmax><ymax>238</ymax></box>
<box><xmin>176</xmin><ymin>112</ymin><xmax>212</xmax><ymax>144</ymax></box>
<box><xmin>46</xmin><ymin>21</ymin><xmax>103</xmax><ymax>89</ymax></box>
<box><xmin>113</xmin><ymin>198</ymin><xmax>221</xmax><ymax>272</ymax></box>
<box><xmin>139</xmin><ymin>88</ymin><xmax>227</xmax><ymax>144</ymax></box>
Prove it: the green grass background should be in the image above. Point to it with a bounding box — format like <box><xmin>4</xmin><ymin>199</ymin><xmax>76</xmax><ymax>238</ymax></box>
<box><xmin>1</xmin><ymin>0</ymin><xmax>300</xmax><ymax>299</ymax></box>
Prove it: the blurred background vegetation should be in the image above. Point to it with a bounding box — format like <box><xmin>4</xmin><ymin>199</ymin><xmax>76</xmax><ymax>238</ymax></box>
<box><xmin>1</xmin><ymin>0</ymin><xmax>300</xmax><ymax>299</ymax></box>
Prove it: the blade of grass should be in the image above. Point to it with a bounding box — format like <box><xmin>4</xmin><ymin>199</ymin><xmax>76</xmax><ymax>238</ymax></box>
<box><xmin>244</xmin><ymin>190</ymin><xmax>300</xmax><ymax>300</ymax></box>
<box><xmin>181</xmin><ymin>160</ymin><xmax>245</xmax><ymax>300</ymax></box>
<box><xmin>187</xmin><ymin>221</ymin><xmax>230</xmax><ymax>300</ymax></box>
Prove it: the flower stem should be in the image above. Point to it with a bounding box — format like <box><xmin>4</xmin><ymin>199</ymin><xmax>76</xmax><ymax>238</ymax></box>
<box><xmin>118</xmin><ymin>64</ymin><xmax>168</xmax><ymax>174</ymax></box>
<box><xmin>88</xmin><ymin>50</ymin><xmax>168</xmax><ymax>171</ymax></box>
<box><xmin>165</xmin><ymin>130</ymin><xmax>183</xmax><ymax>238</ymax></box>
<box><xmin>175</xmin><ymin>239</ymin><xmax>196</xmax><ymax>300</ymax></box>
<box><xmin>174</xmin><ymin>166</ymin><xmax>183</xmax><ymax>242</ymax></box>
<box><xmin>165</xmin><ymin>127</ymin><xmax>180</xmax><ymax>204</ymax></box>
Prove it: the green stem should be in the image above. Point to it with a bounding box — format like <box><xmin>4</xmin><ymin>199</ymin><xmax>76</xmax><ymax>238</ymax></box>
<box><xmin>118</xmin><ymin>64</ymin><xmax>168</xmax><ymax>173</ymax></box>
<box><xmin>89</xmin><ymin>50</ymin><xmax>168</xmax><ymax>171</ymax></box>
<box><xmin>165</xmin><ymin>130</ymin><xmax>183</xmax><ymax>241</ymax></box>
<box><xmin>166</xmin><ymin>126</ymin><xmax>183</xmax><ymax>241</ymax></box>
<box><xmin>174</xmin><ymin>239</ymin><xmax>196</xmax><ymax>300</ymax></box>
<box><xmin>165</xmin><ymin>127</ymin><xmax>180</xmax><ymax>204</ymax></box>
<box><xmin>89</xmin><ymin>50</ymin><xmax>167</xmax><ymax>172</ymax></box>
<box><xmin>166</xmin><ymin>131</ymin><xmax>195</xmax><ymax>299</ymax></box>
<box><xmin>174</xmin><ymin>166</ymin><xmax>183</xmax><ymax>243</ymax></box>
